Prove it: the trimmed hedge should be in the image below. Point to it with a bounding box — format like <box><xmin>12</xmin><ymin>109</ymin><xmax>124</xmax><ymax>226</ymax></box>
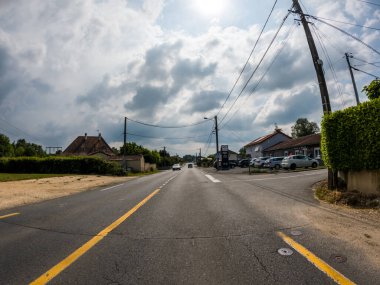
<box><xmin>0</xmin><ymin>156</ymin><xmax>124</xmax><ymax>176</ymax></box>
<box><xmin>321</xmin><ymin>98</ymin><xmax>380</xmax><ymax>170</ymax></box>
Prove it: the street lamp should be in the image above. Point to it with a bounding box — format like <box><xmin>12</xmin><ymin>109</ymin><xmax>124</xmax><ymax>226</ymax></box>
<box><xmin>204</xmin><ymin>116</ymin><xmax>219</xmax><ymax>169</ymax></box>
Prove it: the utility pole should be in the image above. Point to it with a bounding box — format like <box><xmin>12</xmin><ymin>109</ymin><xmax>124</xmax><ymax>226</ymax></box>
<box><xmin>215</xmin><ymin>115</ymin><xmax>219</xmax><ymax>160</ymax></box>
<box><xmin>293</xmin><ymin>0</ymin><xmax>331</xmax><ymax>115</ymax></box>
<box><xmin>163</xmin><ymin>146</ymin><xmax>166</xmax><ymax>168</ymax></box>
<box><xmin>199</xmin><ymin>148</ymin><xmax>201</xmax><ymax>160</ymax></box>
<box><xmin>293</xmin><ymin>0</ymin><xmax>335</xmax><ymax>189</ymax></box>
<box><xmin>345</xmin><ymin>52</ymin><xmax>360</xmax><ymax>105</ymax></box>
<box><xmin>123</xmin><ymin>117</ymin><xmax>127</xmax><ymax>172</ymax></box>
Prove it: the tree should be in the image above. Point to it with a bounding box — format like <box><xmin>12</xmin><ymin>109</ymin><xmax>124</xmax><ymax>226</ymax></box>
<box><xmin>362</xmin><ymin>79</ymin><xmax>380</xmax><ymax>100</ymax></box>
<box><xmin>239</xmin><ymin>147</ymin><xmax>246</xmax><ymax>158</ymax></box>
<box><xmin>13</xmin><ymin>139</ymin><xmax>45</xmax><ymax>157</ymax></box>
<box><xmin>291</xmin><ymin>118</ymin><xmax>320</xmax><ymax>138</ymax></box>
<box><xmin>0</xmin><ymin>134</ymin><xmax>14</xmax><ymax>157</ymax></box>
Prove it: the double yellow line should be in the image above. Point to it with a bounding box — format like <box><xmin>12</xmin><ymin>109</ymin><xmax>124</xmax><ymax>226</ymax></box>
<box><xmin>30</xmin><ymin>188</ymin><xmax>160</xmax><ymax>285</ymax></box>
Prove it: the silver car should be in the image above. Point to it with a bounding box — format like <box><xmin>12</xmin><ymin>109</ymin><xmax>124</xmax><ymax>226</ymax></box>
<box><xmin>281</xmin><ymin>155</ymin><xmax>318</xmax><ymax>170</ymax></box>
<box><xmin>264</xmin><ymin>157</ymin><xmax>284</xmax><ymax>170</ymax></box>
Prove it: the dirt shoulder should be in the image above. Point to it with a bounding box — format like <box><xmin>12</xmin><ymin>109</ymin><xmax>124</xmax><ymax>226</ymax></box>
<box><xmin>0</xmin><ymin>175</ymin><xmax>136</xmax><ymax>210</ymax></box>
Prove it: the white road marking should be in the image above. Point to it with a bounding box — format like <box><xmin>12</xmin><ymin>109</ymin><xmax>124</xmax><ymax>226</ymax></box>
<box><xmin>205</xmin><ymin>174</ymin><xmax>221</xmax><ymax>183</ymax></box>
<box><xmin>100</xmin><ymin>183</ymin><xmax>125</xmax><ymax>192</ymax></box>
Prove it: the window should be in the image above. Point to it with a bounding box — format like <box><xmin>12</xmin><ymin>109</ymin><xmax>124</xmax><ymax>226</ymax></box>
<box><xmin>284</xmin><ymin>151</ymin><xmax>288</xmax><ymax>157</ymax></box>
<box><xmin>314</xmin><ymin>147</ymin><xmax>321</xmax><ymax>158</ymax></box>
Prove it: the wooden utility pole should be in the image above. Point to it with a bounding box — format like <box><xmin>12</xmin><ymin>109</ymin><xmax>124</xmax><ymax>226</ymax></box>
<box><xmin>292</xmin><ymin>0</ymin><xmax>335</xmax><ymax>189</ymax></box>
<box><xmin>123</xmin><ymin>117</ymin><xmax>127</xmax><ymax>172</ymax></box>
<box><xmin>345</xmin><ymin>52</ymin><xmax>360</xmax><ymax>105</ymax></box>
<box><xmin>215</xmin><ymin>115</ymin><xmax>219</xmax><ymax>170</ymax></box>
<box><xmin>293</xmin><ymin>0</ymin><xmax>331</xmax><ymax>114</ymax></box>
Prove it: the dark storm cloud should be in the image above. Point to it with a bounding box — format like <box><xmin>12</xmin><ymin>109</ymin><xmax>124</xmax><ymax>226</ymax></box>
<box><xmin>182</xmin><ymin>90</ymin><xmax>225</xmax><ymax>114</ymax></box>
<box><xmin>77</xmin><ymin>75</ymin><xmax>133</xmax><ymax>108</ymax></box>
<box><xmin>140</xmin><ymin>41</ymin><xmax>183</xmax><ymax>81</ymax></box>
<box><xmin>255</xmin><ymin>87</ymin><xmax>322</xmax><ymax>126</ymax></box>
<box><xmin>125</xmin><ymin>84</ymin><xmax>170</xmax><ymax>115</ymax></box>
<box><xmin>0</xmin><ymin>47</ymin><xmax>18</xmax><ymax>103</ymax></box>
<box><xmin>171</xmin><ymin>58</ymin><xmax>217</xmax><ymax>88</ymax></box>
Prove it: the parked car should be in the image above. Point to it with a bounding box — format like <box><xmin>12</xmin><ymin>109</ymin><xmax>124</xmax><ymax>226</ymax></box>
<box><xmin>254</xmin><ymin>156</ymin><xmax>271</xmax><ymax>168</ymax></box>
<box><xmin>249</xmin><ymin>158</ymin><xmax>258</xmax><ymax>166</ymax></box>
<box><xmin>281</xmin><ymin>155</ymin><xmax>318</xmax><ymax>170</ymax></box>
<box><xmin>188</xmin><ymin>163</ymin><xmax>193</xmax><ymax>168</ymax></box>
<box><xmin>172</xmin><ymin>163</ymin><xmax>181</xmax><ymax>171</ymax></box>
<box><xmin>238</xmin><ymin>159</ymin><xmax>250</xmax><ymax>168</ymax></box>
<box><xmin>229</xmin><ymin>161</ymin><xmax>237</xmax><ymax>168</ymax></box>
<box><xmin>264</xmin><ymin>156</ymin><xmax>284</xmax><ymax>170</ymax></box>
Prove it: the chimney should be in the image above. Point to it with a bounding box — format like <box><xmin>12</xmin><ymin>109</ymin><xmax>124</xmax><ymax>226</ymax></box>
<box><xmin>98</xmin><ymin>133</ymin><xmax>101</xmax><ymax>140</ymax></box>
<box><xmin>84</xmin><ymin>133</ymin><xmax>87</xmax><ymax>140</ymax></box>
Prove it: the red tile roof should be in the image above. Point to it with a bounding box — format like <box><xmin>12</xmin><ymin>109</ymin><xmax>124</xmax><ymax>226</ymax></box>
<box><xmin>244</xmin><ymin>130</ymin><xmax>291</xmax><ymax>148</ymax></box>
<box><xmin>63</xmin><ymin>134</ymin><xmax>114</xmax><ymax>156</ymax></box>
<box><xmin>265</xmin><ymin>133</ymin><xmax>321</xmax><ymax>151</ymax></box>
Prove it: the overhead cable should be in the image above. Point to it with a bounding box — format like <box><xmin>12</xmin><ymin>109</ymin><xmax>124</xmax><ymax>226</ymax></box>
<box><xmin>219</xmin><ymin>22</ymin><xmax>296</xmax><ymax>130</ymax></box>
<box><xmin>127</xmin><ymin>132</ymin><xmax>210</xmax><ymax>140</ymax></box>
<box><xmin>308</xmin><ymin>15</ymin><xmax>380</xmax><ymax>56</ymax></box>
<box><xmin>351</xmin><ymin>66</ymin><xmax>379</xmax><ymax>78</ymax></box>
<box><xmin>215</xmin><ymin>0</ymin><xmax>278</xmax><ymax>118</ymax></box>
<box><xmin>219</xmin><ymin>10</ymin><xmax>292</xmax><ymax>126</ymax></box>
<box><xmin>311</xmin><ymin>15</ymin><xmax>380</xmax><ymax>31</ymax></box>
<box><xmin>127</xmin><ymin>117</ymin><xmax>212</xmax><ymax>128</ymax></box>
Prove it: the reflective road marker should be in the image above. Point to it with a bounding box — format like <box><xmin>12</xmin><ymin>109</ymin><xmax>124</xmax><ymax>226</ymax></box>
<box><xmin>277</xmin><ymin>231</ymin><xmax>356</xmax><ymax>285</ymax></box>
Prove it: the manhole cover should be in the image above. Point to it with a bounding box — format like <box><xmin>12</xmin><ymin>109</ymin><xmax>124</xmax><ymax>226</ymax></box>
<box><xmin>290</xmin><ymin>230</ymin><xmax>302</xmax><ymax>236</ymax></box>
<box><xmin>330</xmin><ymin>254</ymin><xmax>347</xmax><ymax>263</ymax></box>
<box><xmin>278</xmin><ymin>248</ymin><xmax>293</xmax><ymax>256</ymax></box>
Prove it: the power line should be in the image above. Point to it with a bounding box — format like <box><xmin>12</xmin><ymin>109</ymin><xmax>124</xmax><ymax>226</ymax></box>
<box><xmin>351</xmin><ymin>56</ymin><xmax>380</xmax><ymax>68</ymax></box>
<box><xmin>219</xmin><ymin>9</ymin><xmax>292</xmax><ymax>126</ymax></box>
<box><xmin>312</xmin><ymin>24</ymin><xmax>347</xmax><ymax>109</ymax></box>
<box><xmin>354</xmin><ymin>0</ymin><xmax>380</xmax><ymax>7</ymax></box>
<box><xmin>219</xmin><ymin>22</ymin><xmax>296</xmax><ymax>130</ymax></box>
<box><xmin>127</xmin><ymin>117</ymin><xmax>212</xmax><ymax>128</ymax></box>
<box><xmin>215</xmin><ymin>0</ymin><xmax>279</xmax><ymax>118</ymax></box>
<box><xmin>351</xmin><ymin>66</ymin><xmax>379</xmax><ymax>78</ymax></box>
<box><xmin>309</xmin><ymin>15</ymin><xmax>380</xmax><ymax>56</ymax></box>
<box><xmin>126</xmin><ymin>132</ymin><xmax>210</xmax><ymax>140</ymax></box>
<box><xmin>310</xmin><ymin>15</ymin><xmax>380</xmax><ymax>31</ymax></box>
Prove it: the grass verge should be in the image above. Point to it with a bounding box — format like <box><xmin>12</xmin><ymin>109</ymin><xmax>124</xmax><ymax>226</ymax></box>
<box><xmin>314</xmin><ymin>179</ymin><xmax>380</xmax><ymax>208</ymax></box>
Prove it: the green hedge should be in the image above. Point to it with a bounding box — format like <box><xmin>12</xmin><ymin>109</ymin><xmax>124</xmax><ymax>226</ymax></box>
<box><xmin>0</xmin><ymin>156</ymin><xmax>124</xmax><ymax>176</ymax></box>
<box><xmin>321</xmin><ymin>98</ymin><xmax>380</xmax><ymax>170</ymax></box>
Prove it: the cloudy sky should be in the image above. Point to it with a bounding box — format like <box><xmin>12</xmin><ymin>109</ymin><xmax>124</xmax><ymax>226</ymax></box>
<box><xmin>0</xmin><ymin>0</ymin><xmax>379</xmax><ymax>156</ymax></box>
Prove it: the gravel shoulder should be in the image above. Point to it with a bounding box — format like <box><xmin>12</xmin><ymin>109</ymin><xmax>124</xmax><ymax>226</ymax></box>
<box><xmin>0</xmin><ymin>175</ymin><xmax>136</xmax><ymax>210</ymax></box>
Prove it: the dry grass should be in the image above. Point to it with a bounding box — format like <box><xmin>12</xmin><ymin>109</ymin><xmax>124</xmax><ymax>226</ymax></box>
<box><xmin>314</xmin><ymin>179</ymin><xmax>380</xmax><ymax>208</ymax></box>
<box><xmin>0</xmin><ymin>175</ymin><xmax>135</xmax><ymax>210</ymax></box>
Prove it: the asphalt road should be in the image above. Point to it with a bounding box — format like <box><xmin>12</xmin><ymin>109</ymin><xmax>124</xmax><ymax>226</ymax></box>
<box><xmin>0</xmin><ymin>166</ymin><xmax>379</xmax><ymax>284</ymax></box>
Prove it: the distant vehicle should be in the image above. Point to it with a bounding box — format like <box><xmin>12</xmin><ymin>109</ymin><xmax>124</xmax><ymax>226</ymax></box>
<box><xmin>254</xmin><ymin>156</ymin><xmax>271</xmax><ymax>168</ymax></box>
<box><xmin>238</xmin><ymin>159</ymin><xmax>250</xmax><ymax>168</ymax></box>
<box><xmin>172</xmin><ymin>164</ymin><xmax>181</xmax><ymax>171</ymax></box>
<box><xmin>188</xmin><ymin>163</ymin><xmax>193</xmax><ymax>168</ymax></box>
<box><xmin>263</xmin><ymin>157</ymin><xmax>284</xmax><ymax>170</ymax></box>
<box><xmin>281</xmin><ymin>155</ymin><xmax>318</xmax><ymax>170</ymax></box>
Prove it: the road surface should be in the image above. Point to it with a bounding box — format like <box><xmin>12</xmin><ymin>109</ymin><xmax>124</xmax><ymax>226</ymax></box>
<box><xmin>0</xmin><ymin>166</ymin><xmax>379</xmax><ymax>284</ymax></box>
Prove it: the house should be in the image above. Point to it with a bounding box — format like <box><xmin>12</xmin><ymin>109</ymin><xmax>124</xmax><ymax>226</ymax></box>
<box><xmin>228</xmin><ymin>150</ymin><xmax>239</xmax><ymax>161</ymax></box>
<box><xmin>62</xmin><ymin>133</ymin><xmax>114</xmax><ymax>158</ymax></box>
<box><xmin>244</xmin><ymin>128</ymin><xmax>291</xmax><ymax>158</ymax></box>
<box><xmin>109</xmin><ymin>154</ymin><xmax>156</xmax><ymax>172</ymax></box>
<box><xmin>264</xmin><ymin>133</ymin><xmax>321</xmax><ymax>158</ymax></box>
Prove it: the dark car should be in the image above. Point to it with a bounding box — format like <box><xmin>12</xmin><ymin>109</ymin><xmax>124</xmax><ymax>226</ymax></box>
<box><xmin>238</xmin><ymin>159</ymin><xmax>250</xmax><ymax>168</ymax></box>
<box><xmin>188</xmin><ymin>163</ymin><xmax>193</xmax><ymax>168</ymax></box>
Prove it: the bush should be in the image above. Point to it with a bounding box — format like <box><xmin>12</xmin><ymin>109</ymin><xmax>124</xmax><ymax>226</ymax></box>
<box><xmin>321</xmin><ymin>98</ymin><xmax>380</xmax><ymax>171</ymax></box>
<box><xmin>0</xmin><ymin>156</ymin><xmax>124</xmax><ymax>176</ymax></box>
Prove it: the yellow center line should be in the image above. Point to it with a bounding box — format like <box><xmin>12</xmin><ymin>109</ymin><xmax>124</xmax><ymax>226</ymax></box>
<box><xmin>30</xmin><ymin>188</ymin><xmax>161</xmax><ymax>285</ymax></box>
<box><xmin>277</xmin><ymin>231</ymin><xmax>356</xmax><ymax>285</ymax></box>
<box><xmin>0</xmin><ymin>212</ymin><xmax>20</xmax><ymax>219</ymax></box>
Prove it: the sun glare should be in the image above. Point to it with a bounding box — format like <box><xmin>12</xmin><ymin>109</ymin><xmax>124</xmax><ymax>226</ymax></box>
<box><xmin>193</xmin><ymin>0</ymin><xmax>227</xmax><ymax>17</ymax></box>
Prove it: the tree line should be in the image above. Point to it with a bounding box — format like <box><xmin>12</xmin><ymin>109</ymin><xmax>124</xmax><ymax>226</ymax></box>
<box><xmin>0</xmin><ymin>134</ymin><xmax>45</xmax><ymax>157</ymax></box>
